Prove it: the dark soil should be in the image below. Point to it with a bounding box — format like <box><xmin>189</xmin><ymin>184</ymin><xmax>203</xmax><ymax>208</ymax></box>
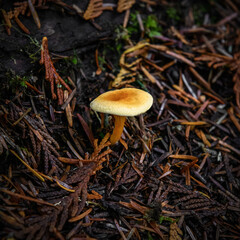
<box><xmin>0</xmin><ymin>0</ymin><xmax>124</xmax><ymax>78</ymax></box>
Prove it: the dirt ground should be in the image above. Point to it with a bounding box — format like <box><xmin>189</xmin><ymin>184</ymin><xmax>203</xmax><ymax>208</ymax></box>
<box><xmin>0</xmin><ymin>0</ymin><xmax>124</xmax><ymax>77</ymax></box>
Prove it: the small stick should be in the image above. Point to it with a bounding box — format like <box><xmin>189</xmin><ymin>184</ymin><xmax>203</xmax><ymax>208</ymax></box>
<box><xmin>12</xmin><ymin>108</ymin><xmax>32</xmax><ymax>126</ymax></box>
<box><xmin>182</xmin><ymin>73</ymin><xmax>198</xmax><ymax>99</ymax></box>
<box><xmin>1</xmin><ymin>188</ymin><xmax>56</xmax><ymax>207</ymax></box>
<box><xmin>28</xmin><ymin>0</ymin><xmax>41</xmax><ymax>28</ymax></box>
<box><xmin>123</xmin><ymin>9</ymin><xmax>130</xmax><ymax>28</ymax></box>
<box><xmin>61</xmin><ymin>88</ymin><xmax>76</xmax><ymax>110</ymax></box>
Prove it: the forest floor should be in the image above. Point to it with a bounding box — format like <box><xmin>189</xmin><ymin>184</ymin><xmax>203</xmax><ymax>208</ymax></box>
<box><xmin>0</xmin><ymin>0</ymin><xmax>240</xmax><ymax>239</ymax></box>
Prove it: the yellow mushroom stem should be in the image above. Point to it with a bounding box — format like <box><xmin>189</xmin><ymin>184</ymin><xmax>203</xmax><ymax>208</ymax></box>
<box><xmin>110</xmin><ymin>115</ymin><xmax>126</xmax><ymax>145</ymax></box>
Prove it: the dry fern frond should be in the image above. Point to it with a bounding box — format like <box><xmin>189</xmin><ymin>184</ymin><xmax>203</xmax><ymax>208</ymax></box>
<box><xmin>83</xmin><ymin>0</ymin><xmax>114</xmax><ymax>20</ymax></box>
<box><xmin>2</xmin><ymin>0</ymin><xmax>70</xmax><ymax>34</ymax></box>
<box><xmin>62</xmin><ymin>133</ymin><xmax>111</xmax><ymax>216</ymax></box>
<box><xmin>169</xmin><ymin>222</ymin><xmax>183</xmax><ymax>240</ymax></box>
<box><xmin>117</xmin><ymin>0</ymin><xmax>136</xmax><ymax>13</ymax></box>
<box><xmin>140</xmin><ymin>0</ymin><xmax>158</xmax><ymax>5</ymax></box>
<box><xmin>5</xmin><ymin>102</ymin><xmax>63</xmax><ymax>176</ymax></box>
<box><xmin>195</xmin><ymin>52</ymin><xmax>240</xmax><ymax>108</ymax></box>
<box><xmin>0</xmin><ymin>133</ymin><xmax>8</xmax><ymax>156</ymax></box>
<box><xmin>83</xmin><ymin>0</ymin><xmax>103</xmax><ymax>20</ymax></box>
<box><xmin>40</xmin><ymin>37</ymin><xmax>72</xmax><ymax>105</ymax></box>
<box><xmin>10</xmin><ymin>134</ymin><xmax>112</xmax><ymax>238</ymax></box>
<box><xmin>2</xmin><ymin>0</ymin><xmax>43</xmax><ymax>35</ymax></box>
<box><xmin>2</xmin><ymin>5</ymin><xmax>29</xmax><ymax>34</ymax></box>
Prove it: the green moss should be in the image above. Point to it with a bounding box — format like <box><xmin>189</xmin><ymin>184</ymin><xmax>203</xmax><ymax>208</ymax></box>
<box><xmin>193</xmin><ymin>2</ymin><xmax>219</xmax><ymax>25</ymax></box>
<box><xmin>127</xmin><ymin>11</ymin><xmax>140</xmax><ymax>35</ymax></box>
<box><xmin>193</xmin><ymin>4</ymin><xmax>207</xmax><ymax>26</ymax></box>
<box><xmin>8</xmin><ymin>74</ymin><xmax>28</xmax><ymax>92</ymax></box>
<box><xmin>166</xmin><ymin>7</ymin><xmax>180</xmax><ymax>22</ymax></box>
<box><xmin>144</xmin><ymin>15</ymin><xmax>162</xmax><ymax>38</ymax></box>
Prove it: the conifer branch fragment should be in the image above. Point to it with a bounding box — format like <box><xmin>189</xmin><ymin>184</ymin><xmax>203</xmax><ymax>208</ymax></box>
<box><xmin>117</xmin><ymin>0</ymin><xmax>136</xmax><ymax>13</ymax></box>
<box><xmin>40</xmin><ymin>37</ymin><xmax>72</xmax><ymax>105</ymax></box>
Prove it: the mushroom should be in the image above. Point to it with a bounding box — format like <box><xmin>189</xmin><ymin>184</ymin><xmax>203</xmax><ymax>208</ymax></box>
<box><xmin>90</xmin><ymin>88</ymin><xmax>153</xmax><ymax>145</ymax></box>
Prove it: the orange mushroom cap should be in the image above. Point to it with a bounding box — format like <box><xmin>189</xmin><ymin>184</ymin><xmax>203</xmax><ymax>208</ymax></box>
<box><xmin>90</xmin><ymin>88</ymin><xmax>153</xmax><ymax>116</ymax></box>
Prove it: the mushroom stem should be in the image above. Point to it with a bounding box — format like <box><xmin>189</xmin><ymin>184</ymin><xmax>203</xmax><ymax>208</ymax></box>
<box><xmin>110</xmin><ymin>115</ymin><xmax>126</xmax><ymax>145</ymax></box>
